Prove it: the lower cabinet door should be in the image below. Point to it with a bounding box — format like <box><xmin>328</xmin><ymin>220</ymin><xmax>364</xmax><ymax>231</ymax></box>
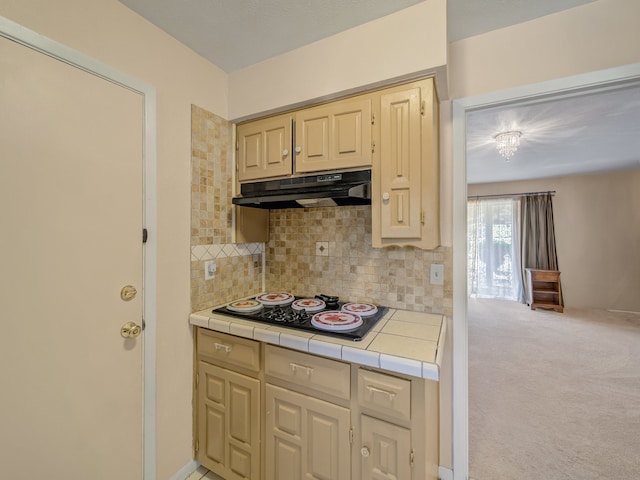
<box><xmin>198</xmin><ymin>361</ymin><xmax>260</xmax><ymax>480</ymax></box>
<box><xmin>360</xmin><ymin>415</ymin><xmax>411</xmax><ymax>480</ymax></box>
<box><xmin>266</xmin><ymin>384</ymin><xmax>351</xmax><ymax>480</ymax></box>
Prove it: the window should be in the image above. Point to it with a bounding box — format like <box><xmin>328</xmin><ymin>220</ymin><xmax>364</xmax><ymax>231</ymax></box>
<box><xmin>468</xmin><ymin>198</ymin><xmax>522</xmax><ymax>301</ymax></box>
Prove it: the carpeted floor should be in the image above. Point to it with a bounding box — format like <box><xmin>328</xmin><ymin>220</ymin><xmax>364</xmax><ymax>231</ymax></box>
<box><xmin>468</xmin><ymin>298</ymin><xmax>640</xmax><ymax>480</ymax></box>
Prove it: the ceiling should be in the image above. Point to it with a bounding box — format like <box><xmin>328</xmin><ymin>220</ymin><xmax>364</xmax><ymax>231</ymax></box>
<box><xmin>118</xmin><ymin>0</ymin><xmax>597</xmax><ymax>73</ymax></box>
<box><xmin>466</xmin><ymin>83</ymin><xmax>640</xmax><ymax>184</ymax></box>
<box><xmin>118</xmin><ymin>0</ymin><xmax>640</xmax><ymax>184</ymax></box>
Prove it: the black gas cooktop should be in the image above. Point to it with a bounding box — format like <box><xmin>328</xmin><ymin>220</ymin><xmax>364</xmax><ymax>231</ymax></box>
<box><xmin>211</xmin><ymin>294</ymin><xmax>388</xmax><ymax>342</ymax></box>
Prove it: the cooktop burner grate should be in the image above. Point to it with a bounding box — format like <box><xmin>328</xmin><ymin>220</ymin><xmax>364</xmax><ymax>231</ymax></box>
<box><xmin>212</xmin><ymin>295</ymin><xmax>388</xmax><ymax>341</ymax></box>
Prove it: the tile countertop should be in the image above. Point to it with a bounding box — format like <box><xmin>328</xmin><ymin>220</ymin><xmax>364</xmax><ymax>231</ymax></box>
<box><xmin>190</xmin><ymin>306</ymin><xmax>446</xmax><ymax>382</ymax></box>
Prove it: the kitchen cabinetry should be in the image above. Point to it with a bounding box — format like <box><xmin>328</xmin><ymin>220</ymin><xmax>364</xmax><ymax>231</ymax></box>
<box><xmin>194</xmin><ymin>327</ymin><xmax>440</xmax><ymax>480</ymax></box>
<box><xmin>232</xmin><ymin>77</ymin><xmax>439</xmax><ymax>250</ymax></box>
<box><xmin>265</xmin><ymin>384</ymin><xmax>351</xmax><ymax>480</ymax></box>
<box><xmin>264</xmin><ymin>344</ymin><xmax>351</xmax><ymax>480</ymax></box>
<box><xmin>294</xmin><ymin>96</ymin><xmax>372</xmax><ymax>173</ymax></box>
<box><xmin>354</xmin><ymin>367</ymin><xmax>438</xmax><ymax>480</ymax></box>
<box><xmin>196</xmin><ymin>329</ymin><xmax>261</xmax><ymax>480</ymax></box>
<box><xmin>372</xmin><ymin>78</ymin><xmax>440</xmax><ymax>249</ymax></box>
<box><xmin>237</xmin><ymin>113</ymin><xmax>293</xmax><ymax>182</ymax></box>
<box><xmin>526</xmin><ymin>268</ymin><xmax>563</xmax><ymax>312</ymax></box>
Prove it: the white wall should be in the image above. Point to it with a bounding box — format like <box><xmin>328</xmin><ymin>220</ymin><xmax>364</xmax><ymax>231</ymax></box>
<box><xmin>449</xmin><ymin>0</ymin><xmax>640</xmax><ymax>99</ymax></box>
<box><xmin>0</xmin><ymin>1</ymin><xmax>228</xmax><ymax>477</ymax></box>
<box><xmin>228</xmin><ymin>0</ymin><xmax>447</xmax><ymax>121</ymax></box>
<box><xmin>468</xmin><ymin>171</ymin><xmax>640</xmax><ymax>312</ymax></box>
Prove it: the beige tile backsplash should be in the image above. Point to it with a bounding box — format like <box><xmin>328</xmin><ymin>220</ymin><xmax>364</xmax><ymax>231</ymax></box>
<box><xmin>266</xmin><ymin>207</ymin><xmax>452</xmax><ymax>315</ymax></box>
<box><xmin>190</xmin><ymin>104</ymin><xmax>452</xmax><ymax>316</ymax></box>
<box><xmin>191</xmin><ymin>105</ymin><xmax>262</xmax><ymax>312</ymax></box>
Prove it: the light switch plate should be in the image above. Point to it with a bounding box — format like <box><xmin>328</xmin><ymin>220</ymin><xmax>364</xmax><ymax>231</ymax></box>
<box><xmin>430</xmin><ymin>264</ymin><xmax>444</xmax><ymax>285</ymax></box>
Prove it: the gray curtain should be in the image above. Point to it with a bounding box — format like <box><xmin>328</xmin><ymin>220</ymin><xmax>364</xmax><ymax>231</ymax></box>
<box><xmin>519</xmin><ymin>193</ymin><xmax>561</xmax><ymax>304</ymax></box>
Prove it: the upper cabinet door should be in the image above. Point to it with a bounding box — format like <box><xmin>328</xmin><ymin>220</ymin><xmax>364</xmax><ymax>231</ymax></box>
<box><xmin>372</xmin><ymin>78</ymin><xmax>440</xmax><ymax>250</ymax></box>
<box><xmin>237</xmin><ymin>113</ymin><xmax>293</xmax><ymax>182</ymax></box>
<box><xmin>379</xmin><ymin>86</ymin><xmax>422</xmax><ymax>239</ymax></box>
<box><xmin>295</xmin><ymin>96</ymin><xmax>372</xmax><ymax>173</ymax></box>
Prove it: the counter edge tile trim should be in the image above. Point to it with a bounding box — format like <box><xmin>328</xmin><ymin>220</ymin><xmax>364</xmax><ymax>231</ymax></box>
<box><xmin>253</xmin><ymin>328</ymin><xmax>281</xmax><ymax>344</ymax></box>
<box><xmin>308</xmin><ymin>338</ymin><xmax>343</xmax><ymax>361</ymax></box>
<box><xmin>342</xmin><ymin>346</ymin><xmax>380</xmax><ymax>368</ymax></box>
<box><xmin>379</xmin><ymin>353</ymin><xmax>423</xmax><ymax>378</ymax></box>
<box><xmin>208</xmin><ymin>317</ymin><xmax>231</xmax><ymax>333</ymax></box>
<box><xmin>229</xmin><ymin>322</ymin><xmax>254</xmax><ymax>339</ymax></box>
<box><xmin>190</xmin><ymin>314</ymin><xmax>209</xmax><ymax>328</ymax></box>
<box><xmin>279</xmin><ymin>332</ymin><xmax>310</xmax><ymax>352</ymax></box>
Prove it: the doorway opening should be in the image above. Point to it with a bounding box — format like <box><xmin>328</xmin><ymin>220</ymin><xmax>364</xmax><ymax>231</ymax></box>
<box><xmin>452</xmin><ymin>62</ymin><xmax>640</xmax><ymax>480</ymax></box>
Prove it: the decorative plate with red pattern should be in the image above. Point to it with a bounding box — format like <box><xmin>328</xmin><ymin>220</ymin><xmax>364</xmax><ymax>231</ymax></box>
<box><xmin>341</xmin><ymin>303</ymin><xmax>378</xmax><ymax>317</ymax></box>
<box><xmin>255</xmin><ymin>292</ymin><xmax>295</xmax><ymax>306</ymax></box>
<box><xmin>226</xmin><ymin>299</ymin><xmax>263</xmax><ymax>313</ymax></box>
<box><xmin>291</xmin><ymin>298</ymin><xmax>326</xmax><ymax>312</ymax></box>
<box><xmin>311</xmin><ymin>311</ymin><xmax>363</xmax><ymax>331</ymax></box>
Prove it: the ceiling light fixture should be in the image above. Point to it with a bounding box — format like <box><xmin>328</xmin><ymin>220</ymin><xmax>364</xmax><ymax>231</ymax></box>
<box><xmin>494</xmin><ymin>131</ymin><xmax>521</xmax><ymax>160</ymax></box>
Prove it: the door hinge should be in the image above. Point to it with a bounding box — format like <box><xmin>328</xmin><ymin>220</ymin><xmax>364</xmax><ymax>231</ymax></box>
<box><xmin>371</xmin><ymin>141</ymin><xmax>375</xmax><ymax>154</ymax></box>
<box><xmin>235</xmin><ymin>139</ymin><xmax>239</xmax><ymax>151</ymax></box>
<box><xmin>349</xmin><ymin>427</ymin><xmax>354</xmax><ymax>444</ymax></box>
<box><xmin>195</xmin><ymin>439</ymin><xmax>199</xmax><ymax>454</ymax></box>
<box><xmin>421</xmin><ymin>210</ymin><xmax>425</xmax><ymax>225</ymax></box>
<box><xmin>142</xmin><ymin>228</ymin><xmax>148</xmax><ymax>244</ymax></box>
<box><xmin>410</xmin><ymin>449</ymin><xmax>415</xmax><ymax>467</ymax></box>
<box><xmin>420</xmin><ymin>100</ymin><xmax>426</xmax><ymax>116</ymax></box>
<box><xmin>371</xmin><ymin>113</ymin><xmax>375</xmax><ymax>125</ymax></box>
<box><xmin>195</xmin><ymin>372</ymin><xmax>199</xmax><ymax>388</ymax></box>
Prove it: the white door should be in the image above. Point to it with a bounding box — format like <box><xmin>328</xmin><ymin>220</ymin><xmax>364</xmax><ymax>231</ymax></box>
<box><xmin>0</xmin><ymin>34</ymin><xmax>145</xmax><ymax>479</ymax></box>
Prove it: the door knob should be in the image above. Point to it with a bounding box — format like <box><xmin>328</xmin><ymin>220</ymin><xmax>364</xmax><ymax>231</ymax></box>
<box><xmin>121</xmin><ymin>321</ymin><xmax>142</xmax><ymax>338</ymax></box>
<box><xmin>382</xmin><ymin>192</ymin><xmax>390</xmax><ymax>201</ymax></box>
<box><xmin>361</xmin><ymin>446</ymin><xmax>370</xmax><ymax>457</ymax></box>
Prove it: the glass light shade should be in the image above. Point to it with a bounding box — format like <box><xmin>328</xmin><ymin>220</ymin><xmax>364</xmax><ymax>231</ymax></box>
<box><xmin>495</xmin><ymin>131</ymin><xmax>521</xmax><ymax>160</ymax></box>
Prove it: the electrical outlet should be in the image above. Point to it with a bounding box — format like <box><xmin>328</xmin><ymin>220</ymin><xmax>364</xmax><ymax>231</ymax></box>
<box><xmin>204</xmin><ymin>260</ymin><xmax>216</xmax><ymax>280</ymax></box>
<box><xmin>430</xmin><ymin>264</ymin><xmax>444</xmax><ymax>285</ymax></box>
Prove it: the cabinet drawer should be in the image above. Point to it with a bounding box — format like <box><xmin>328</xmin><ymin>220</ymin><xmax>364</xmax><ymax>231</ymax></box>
<box><xmin>197</xmin><ymin>329</ymin><xmax>260</xmax><ymax>373</ymax></box>
<box><xmin>265</xmin><ymin>345</ymin><xmax>350</xmax><ymax>401</ymax></box>
<box><xmin>357</xmin><ymin>369</ymin><xmax>411</xmax><ymax>422</ymax></box>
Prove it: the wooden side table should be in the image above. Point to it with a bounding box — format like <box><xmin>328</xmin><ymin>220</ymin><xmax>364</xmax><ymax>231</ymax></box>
<box><xmin>526</xmin><ymin>269</ymin><xmax>563</xmax><ymax>313</ymax></box>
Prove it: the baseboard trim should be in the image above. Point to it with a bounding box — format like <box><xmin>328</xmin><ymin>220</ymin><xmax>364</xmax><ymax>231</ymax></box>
<box><xmin>439</xmin><ymin>465</ymin><xmax>454</xmax><ymax>480</ymax></box>
<box><xmin>169</xmin><ymin>460</ymin><xmax>200</xmax><ymax>480</ymax></box>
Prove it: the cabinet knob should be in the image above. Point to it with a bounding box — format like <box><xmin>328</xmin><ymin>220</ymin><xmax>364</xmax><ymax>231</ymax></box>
<box><xmin>295</xmin><ymin>146</ymin><xmax>302</xmax><ymax>154</ymax></box>
<box><xmin>361</xmin><ymin>446</ymin><xmax>370</xmax><ymax>457</ymax></box>
<box><xmin>282</xmin><ymin>148</ymin><xmax>289</xmax><ymax>157</ymax></box>
<box><xmin>382</xmin><ymin>192</ymin><xmax>390</xmax><ymax>201</ymax></box>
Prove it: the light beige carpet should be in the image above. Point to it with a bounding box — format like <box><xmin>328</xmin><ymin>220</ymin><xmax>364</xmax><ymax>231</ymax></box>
<box><xmin>468</xmin><ymin>298</ymin><xmax>640</xmax><ymax>480</ymax></box>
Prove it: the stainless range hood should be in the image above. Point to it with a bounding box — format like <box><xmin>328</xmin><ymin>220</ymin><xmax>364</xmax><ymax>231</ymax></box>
<box><xmin>232</xmin><ymin>170</ymin><xmax>371</xmax><ymax>209</ymax></box>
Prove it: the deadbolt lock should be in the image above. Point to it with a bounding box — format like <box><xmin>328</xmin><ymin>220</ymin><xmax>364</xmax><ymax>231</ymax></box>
<box><xmin>120</xmin><ymin>285</ymin><xmax>137</xmax><ymax>301</ymax></box>
<box><xmin>121</xmin><ymin>321</ymin><xmax>142</xmax><ymax>338</ymax></box>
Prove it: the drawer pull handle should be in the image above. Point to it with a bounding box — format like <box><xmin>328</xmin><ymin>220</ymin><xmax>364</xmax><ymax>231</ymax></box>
<box><xmin>214</xmin><ymin>342</ymin><xmax>232</xmax><ymax>353</ymax></box>
<box><xmin>366</xmin><ymin>384</ymin><xmax>397</xmax><ymax>400</ymax></box>
<box><xmin>290</xmin><ymin>362</ymin><xmax>313</xmax><ymax>376</ymax></box>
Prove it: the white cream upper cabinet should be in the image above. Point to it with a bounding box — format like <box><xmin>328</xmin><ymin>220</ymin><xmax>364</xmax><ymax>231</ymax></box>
<box><xmin>294</xmin><ymin>96</ymin><xmax>372</xmax><ymax>173</ymax></box>
<box><xmin>372</xmin><ymin>78</ymin><xmax>440</xmax><ymax>250</ymax></box>
<box><xmin>237</xmin><ymin>113</ymin><xmax>293</xmax><ymax>182</ymax></box>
